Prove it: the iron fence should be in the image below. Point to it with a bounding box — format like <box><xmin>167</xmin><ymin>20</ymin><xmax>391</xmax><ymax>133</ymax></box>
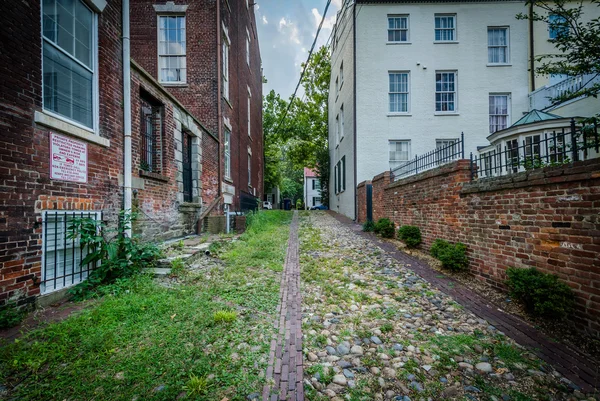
<box><xmin>42</xmin><ymin>211</ymin><xmax>102</xmax><ymax>294</ymax></box>
<box><xmin>391</xmin><ymin>133</ymin><xmax>464</xmax><ymax>181</ymax></box>
<box><xmin>470</xmin><ymin>118</ymin><xmax>599</xmax><ymax>181</ymax></box>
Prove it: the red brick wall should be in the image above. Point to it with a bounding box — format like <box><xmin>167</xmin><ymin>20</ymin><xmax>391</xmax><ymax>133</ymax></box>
<box><xmin>0</xmin><ymin>0</ymin><xmax>124</xmax><ymax>307</ymax></box>
<box><xmin>363</xmin><ymin>159</ymin><xmax>600</xmax><ymax>335</ymax></box>
<box><xmin>356</xmin><ymin>180</ymin><xmax>370</xmax><ymax>223</ymax></box>
<box><xmin>201</xmin><ymin>132</ymin><xmax>220</xmax><ymax>212</ymax></box>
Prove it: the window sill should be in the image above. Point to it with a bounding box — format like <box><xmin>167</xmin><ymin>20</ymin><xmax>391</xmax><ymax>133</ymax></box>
<box><xmin>433</xmin><ymin>41</ymin><xmax>459</xmax><ymax>44</ymax></box>
<box><xmin>224</xmin><ymin>176</ymin><xmax>233</xmax><ymax>184</ymax></box>
<box><xmin>34</xmin><ymin>111</ymin><xmax>110</xmax><ymax>148</ymax></box>
<box><xmin>386</xmin><ymin>41</ymin><xmax>412</xmax><ymax>45</ymax></box>
<box><xmin>224</xmin><ymin>97</ymin><xmax>233</xmax><ymax>109</ymax></box>
<box><xmin>487</xmin><ymin>63</ymin><xmax>512</xmax><ymax>67</ymax></box>
<box><xmin>387</xmin><ymin>113</ymin><xmax>412</xmax><ymax>117</ymax></box>
<box><xmin>434</xmin><ymin>112</ymin><xmax>460</xmax><ymax>116</ymax></box>
<box><xmin>139</xmin><ymin>170</ymin><xmax>169</xmax><ymax>183</ymax></box>
<box><xmin>161</xmin><ymin>82</ymin><xmax>188</xmax><ymax>88</ymax></box>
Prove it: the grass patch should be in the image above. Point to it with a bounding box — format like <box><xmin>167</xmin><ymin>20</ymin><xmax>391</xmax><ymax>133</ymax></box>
<box><xmin>0</xmin><ymin>210</ymin><xmax>292</xmax><ymax>401</ymax></box>
<box><xmin>213</xmin><ymin>310</ymin><xmax>237</xmax><ymax>324</ymax></box>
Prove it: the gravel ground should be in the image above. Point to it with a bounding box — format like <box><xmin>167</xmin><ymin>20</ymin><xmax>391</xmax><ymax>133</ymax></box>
<box><xmin>299</xmin><ymin>212</ymin><xmax>594</xmax><ymax>401</ymax></box>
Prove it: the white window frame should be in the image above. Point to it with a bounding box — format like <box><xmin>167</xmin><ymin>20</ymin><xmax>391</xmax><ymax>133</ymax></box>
<box><xmin>548</xmin><ymin>14</ymin><xmax>567</xmax><ymax>40</ymax></box>
<box><xmin>157</xmin><ymin>14</ymin><xmax>187</xmax><ymax>84</ymax></box>
<box><xmin>41</xmin><ymin>210</ymin><xmax>102</xmax><ymax>294</ymax></box>
<box><xmin>247</xmin><ymin>86</ymin><xmax>252</xmax><ymax>137</ymax></box>
<box><xmin>222</xmin><ymin>30</ymin><xmax>230</xmax><ymax>100</ymax></box>
<box><xmin>487</xmin><ymin>27</ymin><xmax>510</xmax><ymax>65</ymax></box>
<box><xmin>387</xmin><ymin>14</ymin><xmax>409</xmax><ymax>43</ymax></box>
<box><xmin>335</xmin><ymin>114</ymin><xmax>340</xmax><ymax>145</ymax></box>
<box><xmin>434</xmin><ymin>14</ymin><xmax>457</xmax><ymax>42</ymax></box>
<box><xmin>388</xmin><ymin>72</ymin><xmax>410</xmax><ymax>114</ymax></box>
<box><xmin>248</xmin><ymin>148</ymin><xmax>252</xmax><ymax>187</ymax></box>
<box><xmin>339</xmin><ymin>105</ymin><xmax>344</xmax><ymax>142</ymax></box>
<box><xmin>41</xmin><ymin>0</ymin><xmax>99</xmax><ymax>132</ymax></box>
<box><xmin>335</xmin><ymin>76</ymin><xmax>339</xmax><ymax>97</ymax></box>
<box><xmin>224</xmin><ymin>128</ymin><xmax>231</xmax><ymax>179</ymax></box>
<box><xmin>435</xmin><ymin>138</ymin><xmax>460</xmax><ymax>163</ymax></box>
<box><xmin>340</xmin><ymin>62</ymin><xmax>344</xmax><ymax>88</ymax></box>
<box><xmin>435</xmin><ymin>71</ymin><xmax>458</xmax><ymax>113</ymax></box>
<box><xmin>246</xmin><ymin>28</ymin><xmax>251</xmax><ymax>66</ymax></box>
<box><xmin>389</xmin><ymin>140</ymin><xmax>411</xmax><ymax>170</ymax></box>
<box><xmin>489</xmin><ymin>93</ymin><xmax>510</xmax><ymax>133</ymax></box>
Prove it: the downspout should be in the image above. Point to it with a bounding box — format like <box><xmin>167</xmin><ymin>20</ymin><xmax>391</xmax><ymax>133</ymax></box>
<box><xmin>529</xmin><ymin>2</ymin><xmax>535</xmax><ymax>92</ymax></box>
<box><xmin>123</xmin><ymin>0</ymin><xmax>132</xmax><ymax>237</ymax></box>
<box><xmin>352</xmin><ymin>3</ymin><xmax>358</xmax><ymax>222</ymax></box>
<box><xmin>216</xmin><ymin>0</ymin><xmax>223</xmax><ymax>203</ymax></box>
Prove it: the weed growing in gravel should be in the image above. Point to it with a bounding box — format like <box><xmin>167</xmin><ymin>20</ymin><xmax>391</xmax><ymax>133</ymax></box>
<box><xmin>493</xmin><ymin>342</ymin><xmax>539</xmax><ymax>369</ymax></box>
<box><xmin>380</xmin><ymin>322</ymin><xmax>394</xmax><ymax>334</ymax></box>
<box><xmin>305</xmin><ymin>364</ymin><xmax>334</xmax><ymax>385</ymax></box>
<box><xmin>213</xmin><ymin>310</ymin><xmax>237</xmax><ymax>324</ymax></box>
<box><xmin>170</xmin><ymin>257</ymin><xmax>186</xmax><ymax>277</ymax></box>
<box><xmin>183</xmin><ymin>374</ymin><xmax>212</xmax><ymax>396</ymax></box>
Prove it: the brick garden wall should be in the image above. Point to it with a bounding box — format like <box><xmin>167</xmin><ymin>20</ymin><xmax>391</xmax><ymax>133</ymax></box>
<box><xmin>359</xmin><ymin>159</ymin><xmax>600</xmax><ymax>335</ymax></box>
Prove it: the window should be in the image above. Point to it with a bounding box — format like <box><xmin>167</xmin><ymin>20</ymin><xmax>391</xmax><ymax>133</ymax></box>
<box><xmin>42</xmin><ymin>0</ymin><xmax>96</xmax><ymax>129</ymax></box>
<box><xmin>435</xmin><ymin>139</ymin><xmax>459</xmax><ymax>163</ymax></box>
<box><xmin>336</xmin><ymin>160</ymin><xmax>342</xmax><ymax>193</ymax></box>
<box><xmin>339</xmin><ymin>105</ymin><xmax>345</xmax><ymax>140</ymax></box>
<box><xmin>313</xmin><ymin>179</ymin><xmax>321</xmax><ymax>190</ymax></box>
<box><xmin>434</xmin><ymin>14</ymin><xmax>456</xmax><ymax>41</ymax></box>
<box><xmin>435</xmin><ymin>72</ymin><xmax>457</xmax><ymax>112</ymax></box>
<box><xmin>248</xmin><ymin>150</ymin><xmax>252</xmax><ymax>186</ymax></box>
<box><xmin>388</xmin><ymin>15</ymin><xmax>409</xmax><ymax>42</ymax></box>
<box><xmin>335</xmin><ymin>114</ymin><xmax>340</xmax><ymax>144</ymax></box>
<box><xmin>548</xmin><ymin>14</ymin><xmax>567</xmax><ymax>39</ymax></box>
<box><xmin>389</xmin><ymin>72</ymin><xmax>409</xmax><ymax>113</ymax></box>
<box><xmin>489</xmin><ymin>94</ymin><xmax>509</xmax><ymax>133</ymax></box>
<box><xmin>182</xmin><ymin>133</ymin><xmax>193</xmax><ymax>202</ymax></box>
<box><xmin>341</xmin><ymin>156</ymin><xmax>346</xmax><ymax>191</ymax></box>
<box><xmin>42</xmin><ymin>211</ymin><xmax>101</xmax><ymax>294</ymax></box>
<box><xmin>246</xmin><ymin>29</ymin><xmax>251</xmax><ymax>66</ymax></box>
<box><xmin>505</xmin><ymin>139</ymin><xmax>519</xmax><ymax>173</ymax></box>
<box><xmin>158</xmin><ymin>15</ymin><xmax>186</xmax><ymax>83</ymax></box>
<box><xmin>335</xmin><ymin>76</ymin><xmax>339</xmax><ymax>96</ymax></box>
<box><xmin>224</xmin><ymin>129</ymin><xmax>231</xmax><ymax>179</ymax></box>
<box><xmin>488</xmin><ymin>27</ymin><xmax>509</xmax><ymax>64</ymax></box>
<box><xmin>389</xmin><ymin>140</ymin><xmax>410</xmax><ymax>169</ymax></box>
<box><xmin>334</xmin><ymin>164</ymin><xmax>338</xmax><ymax>193</ymax></box>
<box><xmin>140</xmin><ymin>97</ymin><xmax>163</xmax><ymax>173</ymax></box>
<box><xmin>222</xmin><ymin>35</ymin><xmax>230</xmax><ymax>100</ymax></box>
<box><xmin>340</xmin><ymin>63</ymin><xmax>344</xmax><ymax>87</ymax></box>
<box><xmin>524</xmin><ymin>135</ymin><xmax>541</xmax><ymax>163</ymax></box>
<box><xmin>247</xmin><ymin>89</ymin><xmax>252</xmax><ymax>136</ymax></box>
<box><xmin>313</xmin><ymin>197</ymin><xmax>321</xmax><ymax>206</ymax></box>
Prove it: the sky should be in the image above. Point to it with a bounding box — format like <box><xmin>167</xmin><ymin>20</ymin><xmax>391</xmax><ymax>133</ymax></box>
<box><xmin>255</xmin><ymin>0</ymin><xmax>342</xmax><ymax>99</ymax></box>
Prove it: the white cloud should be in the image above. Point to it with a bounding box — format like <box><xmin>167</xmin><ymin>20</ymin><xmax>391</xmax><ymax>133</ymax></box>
<box><xmin>262</xmin><ymin>15</ymin><xmax>268</xmax><ymax>24</ymax></box>
<box><xmin>331</xmin><ymin>0</ymin><xmax>343</xmax><ymax>9</ymax></box>
<box><xmin>311</xmin><ymin>7</ymin><xmax>336</xmax><ymax>30</ymax></box>
<box><xmin>277</xmin><ymin>17</ymin><xmax>301</xmax><ymax>45</ymax></box>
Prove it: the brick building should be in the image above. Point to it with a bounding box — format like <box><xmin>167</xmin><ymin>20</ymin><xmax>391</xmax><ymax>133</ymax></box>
<box><xmin>130</xmin><ymin>0</ymin><xmax>264</xmax><ymax>213</ymax></box>
<box><xmin>0</xmin><ymin>0</ymin><xmax>263</xmax><ymax>309</ymax></box>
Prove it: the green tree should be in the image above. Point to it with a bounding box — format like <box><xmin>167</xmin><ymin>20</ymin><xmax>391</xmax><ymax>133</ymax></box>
<box><xmin>262</xmin><ymin>90</ymin><xmax>287</xmax><ymax>193</ymax></box>
<box><xmin>518</xmin><ymin>0</ymin><xmax>600</xmax><ymax>104</ymax></box>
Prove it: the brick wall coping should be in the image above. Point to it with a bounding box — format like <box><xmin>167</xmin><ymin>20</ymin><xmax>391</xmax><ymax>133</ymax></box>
<box><xmin>372</xmin><ymin>170</ymin><xmax>391</xmax><ymax>183</ymax></box>
<box><xmin>131</xmin><ymin>59</ymin><xmax>218</xmax><ymax>142</ymax></box>
<box><xmin>462</xmin><ymin>157</ymin><xmax>600</xmax><ymax>195</ymax></box>
<box><xmin>386</xmin><ymin>160</ymin><xmax>470</xmax><ymax>190</ymax></box>
<box><xmin>357</xmin><ymin>180</ymin><xmax>371</xmax><ymax>189</ymax></box>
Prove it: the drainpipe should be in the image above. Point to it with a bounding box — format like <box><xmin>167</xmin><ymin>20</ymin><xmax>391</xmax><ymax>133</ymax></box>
<box><xmin>216</xmin><ymin>0</ymin><xmax>222</xmax><ymax>203</ymax></box>
<box><xmin>123</xmin><ymin>0</ymin><xmax>132</xmax><ymax>237</ymax></box>
<box><xmin>529</xmin><ymin>2</ymin><xmax>535</xmax><ymax>92</ymax></box>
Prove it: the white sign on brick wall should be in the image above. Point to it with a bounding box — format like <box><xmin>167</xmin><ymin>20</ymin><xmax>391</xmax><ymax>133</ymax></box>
<box><xmin>49</xmin><ymin>132</ymin><xmax>88</xmax><ymax>183</ymax></box>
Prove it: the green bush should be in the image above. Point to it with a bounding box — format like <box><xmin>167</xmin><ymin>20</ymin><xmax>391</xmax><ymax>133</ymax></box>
<box><xmin>374</xmin><ymin>218</ymin><xmax>395</xmax><ymax>238</ymax></box>
<box><xmin>398</xmin><ymin>225</ymin><xmax>422</xmax><ymax>248</ymax></box>
<box><xmin>430</xmin><ymin>239</ymin><xmax>468</xmax><ymax>271</ymax></box>
<box><xmin>506</xmin><ymin>267</ymin><xmax>575</xmax><ymax>319</ymax></box>
<box><xmin>362</xmin><ymin>220</ymin><xmax>375</xmax><ymax>232</ymax></box>
<box><xmin>0</xmin><ymin>303</ymin><xmax>27</xmax><ymax>329</ymax></box>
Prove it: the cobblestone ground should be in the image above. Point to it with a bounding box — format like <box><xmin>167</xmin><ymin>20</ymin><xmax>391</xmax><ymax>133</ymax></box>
<box><xmin>299</xmin><ymin>212</ymin><xmax>593</xmax><ymax>401</ymax></box>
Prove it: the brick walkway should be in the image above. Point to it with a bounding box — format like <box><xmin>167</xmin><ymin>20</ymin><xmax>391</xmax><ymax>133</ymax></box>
<box><xmin>329</xmin><ymin>211</ymin><xmax>600</xmax><ymax>393</ymax></box>
<box><xmin>263</xmin><ymin>211</ymin><xmax>304</xmax><ymax>401</ymax></box>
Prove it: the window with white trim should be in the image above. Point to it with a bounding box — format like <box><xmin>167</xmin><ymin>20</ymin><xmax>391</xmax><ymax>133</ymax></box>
<box><xmin>389</xmin><ymin>140</ymin><xmax>410</xmax><ymax>169</ymax></box>
<box><xmin>335</xmin><ymin>76</ymin><xmax>339</xmax><ymax>96</ymax></box>
<box><xmin>340</xmin><ymin>63</ymin><xmax>344</xmax><ymax>87</ymax></box>
<box><xmin>313</xmin><ymin>197</ymin><xmax>321</xmax><ymax>206</ymax></box>
<box><xmin>335</xmin><ymin>114</ymin><xmax>340</xmax><ymax>144</ymax></box>
<box><xmin>341</xmin><ymin>156</ymin><xmax>346</xmax><ymax>191</ymax></box>
<box><xmin>247</xmin><ymin>88</ymin><xmax>251</xmax><ymax>136</ymax></box>
<box><xmin>158</xmin><ymin>15</ymin><xmax>186</xmax><ymax>83</ymax></box>
<box><xmin>489</xmin><ymin>94</ymin><xmax>510</xmax><ymax>133</ymax></box>
<box><xmin>248</xmin><ymin>150</ymin><xmax>252</xmax><ymax>186</ymax></box>
<box><xmin>389</xmin><ymin>72</ymin><xmax>409</xmax><ymax>113</ymax></box>
<box><xmin>435</xmin><ymin>71</ymin><xmax>457</xmax><ymax>112</ymax></box>
<box><xmin>42</xmin><ymin>0</ymin><xmax>96</xmax><ymax>129</ymax></box>
<box><xmin>488</xmin><ymin>27</ymin><xmax>509</xmax><ymax>64</ymax></box>
<box><xmin>388</xmin><ymin>15</ymin><xmax>409</xmax><ymax>42</ymax></box>
<box><xmin>222</xmin><ymin>34</ymin><xmax>230</xmax><ymax>100</ymax></box>
<box><xmin>435</xmin><ymin>139</ymin><xmax>459</xmax><ymax>162</ymax></box>
<box><xmin>246</xmin><ymin>29</ymin><xmax>251</xmax><ymax>66</ymax></box>
<box><xmin>524</xmin><ymin>134</ymin><xmax>541</xmax><ymax>160</ymax></box>
<box><xmin>434</xmin><ymin>14</ymin><xmax>456</xmax><ymax>41</ymax></box>
<box><xmin>548</xmin><ymin>14</ymin><xmax>567</xmax><ymax>39</ymax></box>
<box><xmin>339</xmin><ymin>105</ymin><xmax>344</xmax><ymax>141</ymax></box>
<box><xmin>224</xmin><ymin>128</ymin><xmax>231</xmax><ymax>179</ymax></box>
<box><xmin>42</xmin><ymin>210</ymin><xmax>102</xmax><ymax>294</ymax></box>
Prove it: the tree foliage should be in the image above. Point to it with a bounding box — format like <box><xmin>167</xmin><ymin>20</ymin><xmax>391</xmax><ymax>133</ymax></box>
<box><xmin>262</xmin><ymin>46</ymin><xmax>331</xmax><ymax>205</ymax></box>
<box><xmin>518</xmin><ymin>0</ymin><xmax>600</xmax><ymax>104</ymax></box>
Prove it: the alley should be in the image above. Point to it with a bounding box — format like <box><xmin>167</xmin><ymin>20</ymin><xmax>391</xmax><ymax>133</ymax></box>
<box><xmin>298</xmin><ymin>211</ymin><xmax>595</xmax><ymax>401</ymax></box>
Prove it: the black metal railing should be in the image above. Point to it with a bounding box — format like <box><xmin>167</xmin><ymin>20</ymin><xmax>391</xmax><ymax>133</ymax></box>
<box><xmin>470</xmin><ymin>118</ymin><xmax>599</xmax><ymax>181</ymax></box>
<box><xmin>42</xmin><ymin>211</ymin><xmax>102</xmax><ymax>294</ymax></box>
<box><xmin>391</xmin><ymin>133</ymin><xmax>464</xmax><ymax>181</ymax></box>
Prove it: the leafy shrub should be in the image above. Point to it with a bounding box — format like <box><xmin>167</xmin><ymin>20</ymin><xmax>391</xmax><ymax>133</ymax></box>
<box><xmin>0</xmin><ymin>303</ymin><xmax>27</xmax><ymax>329</ymax></box>
<box><xmin>362</xmin><ymin>220</ymin><xmax>375</xmax><ymax>232</ymax></box>
<box><xmin>374</xmin><ymin>218</ymin><xmax>395</xmax><ymax>238</ymax></box>
<box><xmin>213</xmin><ymin>310</ymin><xmax>237</xmax><ymax>324</ymax></box>
<box><xmin>67</xmin><ymin>211</ymin><xmax>164</xmax><ymax>299</ymax></box>
<box><xmin>430</xmin><ymin>239</ymin><xmax>468</xmax><ymax>271</ymax></box>
<box><xmin>170</xmin><ymin>257</ymin><xmax>186</xmax><ymax>277</ymax></box>
<box><xmin>397</xmin><ymin>225</ymin><xmax>422</xmax><ymax>248</ymax></box>
<box><xmin>506</xmin><ymin>267</ymin><xmax>575</xmax><ymax>319</ymax></box>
